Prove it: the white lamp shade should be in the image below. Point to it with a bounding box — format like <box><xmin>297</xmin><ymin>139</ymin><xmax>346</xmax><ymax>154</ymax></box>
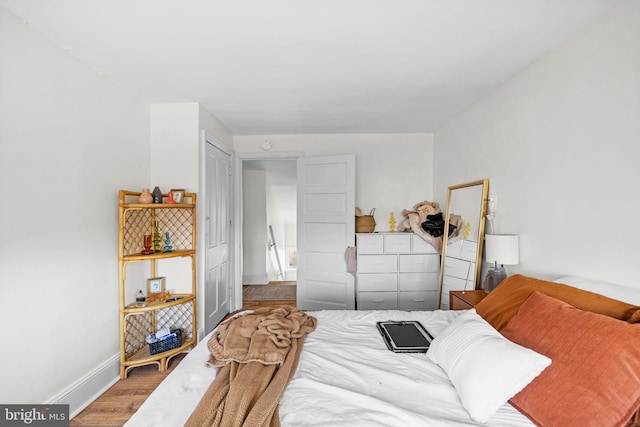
<box><xmin>485</xmin><ymin>234</ymin><xmax>519</xmax><ymax>265</ymax></box>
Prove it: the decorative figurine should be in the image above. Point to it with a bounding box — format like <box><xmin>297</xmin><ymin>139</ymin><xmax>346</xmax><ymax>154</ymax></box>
<box><xmin>138</xmin><ymin>188</ymin><xmax>153</xmax><ymax>204</ymax></box>
<box><xmin>166</xmin><ymin>191</ymin><xmax>176</xmax><ymax>204</ymax></box>
<box><xmin>163</xmin><ymin>231</ymin><xmax>173</xmax><ymax>253</ymax></box>
<box><xmin>141</xmin><ymin>234</ymin><xmax>155</xmax><ymax>255</ymax></box>
<box><xmin>152</xmin><ymin>186</ymin><xmax>163</xmax><ymax>203</ymax></box>
<box><xmin>389</xmin><ymin>212</ymin><xmax>396</xmax><ymax>232</ymax></box>
<box><xmin>153</xmin><ymin>220</ymin><xmax>162</xmax><ymax>251</ymax></box>
<box><xmin>463</xmin><ymin>219</ymin><xmax>471</xmax><ymax>239</ymax></box>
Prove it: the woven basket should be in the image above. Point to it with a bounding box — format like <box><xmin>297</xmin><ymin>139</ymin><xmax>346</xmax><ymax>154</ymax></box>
<box><xmin>356</xmin><ymin>208</ymin><xmax>376</xmax><ymax>233</ymax></box>
<box><xmin>149</xmin><ymin>329</ymin><xmax>182</xmax><ymax>355</ymax></box>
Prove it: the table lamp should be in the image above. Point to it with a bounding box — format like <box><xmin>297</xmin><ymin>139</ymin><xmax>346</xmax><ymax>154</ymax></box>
<box><xmin>483</xmin><ymin>234</ymin><xmax>519</xmax><ymax>292</ymax></box>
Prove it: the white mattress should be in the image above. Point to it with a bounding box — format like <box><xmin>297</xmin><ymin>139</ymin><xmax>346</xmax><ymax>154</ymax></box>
<box><xmin>125</xmin><ymin>309</ymin><xmax>534</xmax><ymax>427</ymax></box>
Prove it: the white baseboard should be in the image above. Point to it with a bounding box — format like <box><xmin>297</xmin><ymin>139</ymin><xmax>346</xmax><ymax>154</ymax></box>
<box><xmin>46</xmin><ymin>353</ymin><xmax>120</xmax><ymax>419</ymax></box>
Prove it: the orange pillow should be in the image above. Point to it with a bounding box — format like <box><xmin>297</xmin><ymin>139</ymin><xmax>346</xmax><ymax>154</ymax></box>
<box><xmin>501</xmin><ymin>291</ymin><xmax>640</xmax><ymax>427</ymax></box>
<box><xmin>475</xmin><ymin>274</ymin><xmax>640</xmax><ymax>331</ymax></box>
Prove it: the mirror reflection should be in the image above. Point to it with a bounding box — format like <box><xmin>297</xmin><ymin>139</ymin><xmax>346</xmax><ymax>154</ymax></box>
<box><xmin>437</xmin><ymin>179</ymin><xmax>489</xmax><ymax>309</ymax></box>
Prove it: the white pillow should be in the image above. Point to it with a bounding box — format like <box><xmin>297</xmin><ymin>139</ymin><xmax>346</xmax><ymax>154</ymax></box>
<box><xmin>554</xmin><ymin>275</ymin><xmax>640</xmax><ymax>305</ymax></box>
<box><xmin>426</xmin><ymin>309</ymin><xmax>551</xmax><ymax>423</ymax></box>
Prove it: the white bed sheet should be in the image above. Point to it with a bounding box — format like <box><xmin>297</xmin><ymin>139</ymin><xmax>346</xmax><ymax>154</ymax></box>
<box><xmin>125</xmin><ymin>309</ymin><xmax>534</xmax><ymax>427</ymax></box>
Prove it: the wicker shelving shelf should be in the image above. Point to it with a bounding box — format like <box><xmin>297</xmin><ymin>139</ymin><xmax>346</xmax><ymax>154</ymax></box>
<box><xmin>123</xmin><ymin>249</ymin><xmax>196</xmax><ymax>262</ymax></box>
<box><xmin>123</xmin><ymin>337</ymin><xmax>196</xmax><ymax>371</ymax></box>
<box><xmin>118</xmin><ymin>190</ymin><xmax>197</xmax><ymax>379</ymax></box>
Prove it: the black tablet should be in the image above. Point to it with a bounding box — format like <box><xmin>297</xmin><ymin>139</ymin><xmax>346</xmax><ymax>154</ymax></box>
<box><xmin>376</xmin><ymin>320</ymin><xmax>433</xmax><ymax>353</ymax></box>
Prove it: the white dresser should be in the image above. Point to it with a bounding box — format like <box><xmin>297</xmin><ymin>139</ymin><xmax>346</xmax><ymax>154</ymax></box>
<box><xmin>356</xmin><ymin>233</ymin><xmax>440</xmax><ymax>310</ymax></box>
<box><xmin>439</xmin><ymin>238</ymin><xmax>478</xmax><ymax>310</ymax></box>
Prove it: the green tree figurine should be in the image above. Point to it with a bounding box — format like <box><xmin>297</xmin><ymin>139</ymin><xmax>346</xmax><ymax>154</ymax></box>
<box><xmin>153</xmin><ymin>220</ymin><xmax>162</xmax><ymax>251</ymax></box>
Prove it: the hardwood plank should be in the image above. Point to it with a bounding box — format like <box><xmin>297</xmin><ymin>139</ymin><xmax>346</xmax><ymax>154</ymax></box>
<box><xmin>70</xmin><ymin>354</ymin><xmax>185</xmax><ymax>426</ymax></box>
<box><xmin>241</xmin><ymin>300</ymin><xmax>296</xmax><ymax>310</ymax></box>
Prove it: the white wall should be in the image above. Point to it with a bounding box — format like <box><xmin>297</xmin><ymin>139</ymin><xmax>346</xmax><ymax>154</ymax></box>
<box><xmin>242</xmin><ymin>170</ymin><xmax>268</xmax><ymax>284</ymax></box>
<box><xmin>434</xmin><ymin>0</ymin><xmax>640</xmax><ymax>288</ymax></box>
<box><xmin>266</xmin><ymin>175</ymin><xmax>287</xmax><ymax>281</ymax></box>
<box><xmin>150</xmin><ymin>103</ymin><xmax>200</xmax><ymax>191</ymax></box>
<box><xmin>150</xmin><ymin>103</ymin><xmax>232</xmax><ymax>190</ymax></box>
<box><xmin>0</xmin><ymin>7</ymin><xmax>149</xmax><ymax>405</ymax></box>
<box><xmin>0</xmin><ymin>7</ymin><xmax>234</xmax><ymax>408</ymax></box>
<box><xmin>233</xmin><ymin>134</ymin><xmax>435</xmax><ymax>232</ymax></box>
<box><xmin>284</xmin><ymin>223</ymin><xmax>297</xmax><ymax>280</ymax></box>
<box><xmin>149</xmin><ymin>103</ymin><xmax>232</xmax><ymax>340</ymax></box>
<box><xmin>199</xmin><ymin>105</ymin><xmax>234</xmax><ymax>150</ymax></box>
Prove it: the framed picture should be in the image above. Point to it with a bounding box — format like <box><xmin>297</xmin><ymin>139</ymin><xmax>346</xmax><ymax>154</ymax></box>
<box><xmin>147</xmin><ymin>277</ymin><xmax>166</xmax><ymax>295</ymax></box>
<box><xmin>170</xmin><ymin>189</ymin><xmax>185</xmax><ymax>204</ymax></box>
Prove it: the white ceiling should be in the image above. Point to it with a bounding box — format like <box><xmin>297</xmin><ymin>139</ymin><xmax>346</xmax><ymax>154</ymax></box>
<box><xmin>1</xmin><ymin>0</ymin><xmax>620</xmax><ymax>135</ymax></box>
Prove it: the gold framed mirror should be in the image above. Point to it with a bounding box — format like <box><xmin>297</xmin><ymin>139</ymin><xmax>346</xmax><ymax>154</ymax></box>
<box><xmin>437</xmin><ymin>179</ymin><xmax>489</xmax><ymax>309</ymax></box>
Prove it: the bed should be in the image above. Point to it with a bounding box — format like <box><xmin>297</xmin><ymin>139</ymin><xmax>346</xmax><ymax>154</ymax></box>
<box><xmin>124</xmin><ymin>275</ymin><xmax>640</xmax><ymax>427</ymax></box>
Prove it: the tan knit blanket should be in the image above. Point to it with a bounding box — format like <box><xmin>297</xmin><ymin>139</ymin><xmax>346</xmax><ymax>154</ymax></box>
<box><xmin>185</xmin><ymin>306</ymin><xmax>317</xmax><ymax>427</ymax></box>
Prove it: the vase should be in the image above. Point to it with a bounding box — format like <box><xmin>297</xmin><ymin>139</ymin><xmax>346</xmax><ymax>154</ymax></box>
<box><xmin>163</xmin><ymin>231</ymin><xmax>173</xmax><ymax>253</ymax></box>
<box><xmin>141</xmin><ymin>234</ymin><xmax>155</xmax><ymax>255</ymax></box>
<box><xmin>152</xmin><ymin>186</ymin><xmax>163</xmax><ymax>203</ymax></box>
<box><xmin>138</xmin><ymin>188</ymin><xmax>153</xmax><ymax>204</ymax></box>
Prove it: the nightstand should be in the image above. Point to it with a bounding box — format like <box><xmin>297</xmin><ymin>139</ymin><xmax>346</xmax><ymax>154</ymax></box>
<box><xmin>449</xmin><ymin>290</ymin><xmax>488</xmax><ymax>310</ymax></box>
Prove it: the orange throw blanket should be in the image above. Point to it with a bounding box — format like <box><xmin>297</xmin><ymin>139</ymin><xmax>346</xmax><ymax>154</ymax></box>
<box><xmin>185</xmin><ymin>306</ymin><xmax>317</xmax><ymax>427</ymax></box>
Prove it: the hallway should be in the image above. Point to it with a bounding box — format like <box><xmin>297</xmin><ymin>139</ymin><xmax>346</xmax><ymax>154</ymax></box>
<box><xmin>242</xmin><ymin>281</ymin><xmax>297</xmax><ymax>310</ymax></box>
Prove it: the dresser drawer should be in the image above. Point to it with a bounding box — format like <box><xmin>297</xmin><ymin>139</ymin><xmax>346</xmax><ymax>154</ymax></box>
<box><xmin>449</xmin><ymin>290</ymin><xmax>488</xmax><ymax>310</ymax></box>
<box><xmin>442</xmin><ymin>274</ymin><xmax>474</xmax><ymax>292</ymax></box>
<box><xmin>442</xmin><ymin>257</ymin><xmax>472</xmax><ymax>280</ymax></box>
<box><xmin>399</xmin><ymin>291</ymin><xmax>439</xmax><ymax>311</ymax></box>
<box><xmin>467</xmin><ymin>262</ymin><xmax>477</xmax><ymax>282</ymax></box>
<box><xmin>450</xmin><ymin>293</ymin><xmax>474</xmax><ymax>310</ymax></box>
<box><xmin>384</xmin><ymin>234</ymin><xmax>411</xmax><ymax>253</ymax></box>
<box><xmin>358</xmin><ymin>292</ymin><xmax>398</xmax><ymax>310</ymax></box>
<box><xmin>446</xmin><ymin>239</ymin><xmax>478</xmax><ymax>262</ymax></box>
<box><xmin>411</xmin><ymin>235</ymin><xmax>438</xmax><ymax>254</ymax></box>
<box><xmin>460</xmin><ymin>240</ymin><xmax>478</xmax><ymax>262</ymax></box>
<box><xmin>399</xmin><ymin>254</ymin><xmax>440</xmax><ymax>273</ymax></box>
<box><xmin>354</xmin><ymin>233</ymin><xmax>441</xmax><ymax>311</ymax></box>
<box><xmin>398</xmin><ymin>272</ymin><xmax>439</xmax><ymax>291</ymax></box>
<box><xmin>357</xmin><ymin>255</ymin><xmax>397</xmax><ymax>273</ymax></box>
<box><xmin>445</xmin><ymin>239</ymin><xmax>463</xmax><ymax>259</ymax></box>
<box><xmin>357</xmin><ymin>234</ymin><xmax>384</xmax><ymax>254</ymax></box>
<box><xmin>357</xmin><ymin>273</ymin><xmax>397</xmax><ymax>292</ymax></box>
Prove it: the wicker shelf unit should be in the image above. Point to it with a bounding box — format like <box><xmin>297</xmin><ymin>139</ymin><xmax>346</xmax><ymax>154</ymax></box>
<box><xmin>118</xmin><ymin>190</ymin><xmax>197</xmax><ymax>378</ymax></box>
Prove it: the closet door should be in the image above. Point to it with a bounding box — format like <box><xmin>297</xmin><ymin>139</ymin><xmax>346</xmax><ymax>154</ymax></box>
<box><xmin>204</xmin><ymin>139</ymin><xmax>232</xmax><ymax>333</ymax></box>
<box><xmin>297</xmin><ymin>155</ymin><xmax>355</xmax><ymax>310</ymax></box>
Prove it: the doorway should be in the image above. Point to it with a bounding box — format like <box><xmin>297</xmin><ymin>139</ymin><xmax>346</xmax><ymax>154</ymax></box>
<box><xmin>230</xmin><ymin>152</ymin><xmax>356</xmax><ymax>312</ymax></box>
<box><xmin>241</xmin><ymin>158</ymin><xmax>298</xmax><ymax>294</ymax></box>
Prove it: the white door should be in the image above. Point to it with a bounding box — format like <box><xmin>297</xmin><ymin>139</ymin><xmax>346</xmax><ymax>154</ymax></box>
<box><xmin>297</xmin><ymin>155</ymin><xmax>355</xmax><ymax>310</ymax></box>
<box><xmin>204</xmin><ymin>140</ymin><xmax>232</xmax><ymax>333</ymax></box>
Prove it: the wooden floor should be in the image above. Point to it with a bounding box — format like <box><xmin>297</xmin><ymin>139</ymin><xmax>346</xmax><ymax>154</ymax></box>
<box><xmin>241</xmin><ymin>280</ymin><xmax>296</xmax><ymax>311</ymax></box>
<box><xmin>70</xmin><ymin>355</ymin><xmax>187</xmax><ymax>427</ymax></box>
<box><xmin>71</xmin><ymin>281</ymin><xmax>296</xmax><ymax>426</ymax></box>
